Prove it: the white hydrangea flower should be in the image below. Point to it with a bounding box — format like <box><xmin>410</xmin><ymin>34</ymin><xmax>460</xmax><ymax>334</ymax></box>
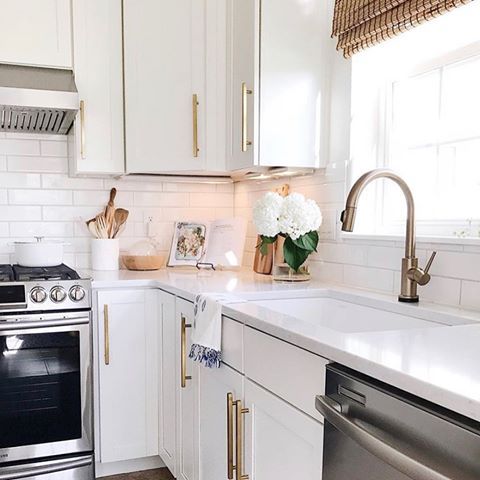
<box><xmin>277</xmin><ymin>193</ymin><xmax>322</xmax><ymax>240</ymax></box>
<box><xmin>252</xmin><ymin>191</ymin><xmax>284</xmax><ymax>237</ymax></box>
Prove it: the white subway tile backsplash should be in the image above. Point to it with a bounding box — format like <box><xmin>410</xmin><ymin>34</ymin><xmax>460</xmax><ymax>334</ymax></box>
<box><xmin>10</xmin><ymin>222</ymin><xmax>73</xmax><ymax>238</ymax></box>
<box><xmin>0</xmin><ymin>172</ymin><xmax>41</xmax><ymax>188</ymax></box>
<box><xmin>7</xmin><ymin>156</ymin><xmax>68</xmax><ymax>173</ymax></box>
<box><xmin>133</xmin><ymin>192</ymin><xmax>189</xmax><ymax>207</ymax></box>
<box><xmin>73</xmin><ymin>190</ymin><xmax>134</xmax><ymax>206</ymax></box>
<box><xmin>343</xmin><ymin>265</ymin><xmax>395</xmax><ymax>293</ymax></box>
<box><xmin>40</xmin><ymin>140</ymin><xmax>68</xmax><ymax>157</ymax></box>
<box><xmin>0</xmin><ymin>206</ymin><xmax>42</xmax><ymax>221</ymax></box>
<box><xmin>42</xmin><ymin>174</ymin><xmax>104</xmax><ymax>190</ymax></box>
<box><xmin>9</xmin><ymin>189</ymin><xmax>72</xmax><ymax>205</ymax></box>
<box><xmin>460</xmin><ymin>281</ymin><xmax>480</xmax><ymax>310</ymax></box>
<box><xmin>0</xmin><ymin>138</ymin><xmax>40</xmax><ymax>155</ymax></box>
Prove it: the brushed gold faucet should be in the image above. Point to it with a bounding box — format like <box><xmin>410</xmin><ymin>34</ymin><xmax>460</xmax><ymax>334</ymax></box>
<box><xmin>340</xmin><ymin>169</ymin><xmax>436</xmax><ymax>303</ymax></box>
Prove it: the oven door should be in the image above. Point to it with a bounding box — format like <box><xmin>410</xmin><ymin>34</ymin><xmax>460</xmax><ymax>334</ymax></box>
<box><xmin>0</xmin><ymin>315</ymin><xmax>93</xmax><ymax>464</ymax></box>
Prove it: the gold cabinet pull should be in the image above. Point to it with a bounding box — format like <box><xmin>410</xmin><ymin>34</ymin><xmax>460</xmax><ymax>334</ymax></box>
<box><xmin>235</xmin><ymin>399</ymin><xmax>250</xmax><ymax>480</ymax></box>
<box><xmin>103</xmin><ymin>304</ymin><xmax>110</xmax><ymax>365</ymax></box>
<box><xmin>241</xmin><ymin>82</ymin><xmax>252</xmax><ymax>152</ymax></box>
<box><xmin>181</xmin><ymin>315</ymin><xmax>192</xmax><ymax>388</ymax></box>
<box><xmin>227</xmin><ymin>393</ymin><xmax>235</xmax><ymax>479</ymax></box>
<box><xmin>80</xmin><ymin>100</ymin><xmax>86</xmax><ymax>159</ymax></box>
<box><xmin>192</xmin><ymin>94</ymin><xmax>199</xmax><ymax>157</ymax></box>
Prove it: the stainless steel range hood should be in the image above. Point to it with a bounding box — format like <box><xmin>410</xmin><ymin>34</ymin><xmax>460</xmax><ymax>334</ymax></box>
<box><xmin>0</xmin><ymin>64</ymin><xmax>79</xmax><ymax>135</ymax></box>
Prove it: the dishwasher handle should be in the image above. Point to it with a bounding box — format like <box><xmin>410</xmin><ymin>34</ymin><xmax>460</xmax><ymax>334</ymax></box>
<box><xmin>316</xmin><ymin>395</ymin><xmax>453</xmax><ymax>480</ymax></box>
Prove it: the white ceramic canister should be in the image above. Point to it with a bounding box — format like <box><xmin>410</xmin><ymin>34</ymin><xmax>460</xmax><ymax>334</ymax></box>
<box><xmin>91</xmin><ymin>238</ymin><xmax>120</xmax><ymax>271</ymax></box>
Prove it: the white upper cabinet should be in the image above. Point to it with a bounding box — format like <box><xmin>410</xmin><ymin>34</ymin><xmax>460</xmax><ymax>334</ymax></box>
<box><xmin>0</xmin><ymin>0</ymin><xmax>72</xmax><ymax>68</ymax></box>
<box><xmin>227</xmin><ymin>0</ymin><xmax>334</xmax><ymax>171</ymax></box>
<box><xmin>124</xmin><ymin>0</ymin><xmax>215</xmax><ymax>175</ymax></box>
<box><xmin>69</xmin><ymin>0</ymin><xmax>125</xmax><ymax>175</ymax></box>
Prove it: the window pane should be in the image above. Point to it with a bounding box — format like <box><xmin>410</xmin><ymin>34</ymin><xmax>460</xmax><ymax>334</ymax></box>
<box><xmin>441</xmin><ymin>56</ymin><xmax>480</xmax><ymax>141</ymax></box>
<box><xmin>392</xmin><ymin>71</ymin><xmax>440</xmax><ymax>148</ymax></box>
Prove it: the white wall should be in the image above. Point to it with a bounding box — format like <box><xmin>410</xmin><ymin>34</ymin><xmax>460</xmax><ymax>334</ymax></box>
<box><xmin>0</xmin><ymin>133</ymin><xmax>233</xmax><ymax>269</ymax></box>
<box><xmin>235</xmin><ymin>160</ymin><xmax>480</xmax><ymax>311</ymax></box>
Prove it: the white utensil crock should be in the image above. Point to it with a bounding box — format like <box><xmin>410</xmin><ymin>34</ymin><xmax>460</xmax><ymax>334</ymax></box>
<box><xmin>91</xmin><ymin>239</ymin><xmax>119</xmax><ymax>271</ymax></box>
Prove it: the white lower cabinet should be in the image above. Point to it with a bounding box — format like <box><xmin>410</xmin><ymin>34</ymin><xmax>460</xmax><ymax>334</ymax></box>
<box><xmin>244</xmin><ymin>379</ymin><xmax>324</xmax><ymax>480</ymax></box>
<box><xmin>176</xmin><ymin>298</ymin><xmax>200</xmax><ymax>480</ymax></box>
<box><xmin>158</xmin><ymin>291</ymin><xmax>177</xmax><ymax>474</ymax></box>
<box><xmin>96</xmin><ymin>289</ymin><xmax>159</xmax><ymax>464</ymax></box>
<box><xmin>199</xmin><ymin>363</ymin><xmax>243</xmax><ymax>480</ymax></box>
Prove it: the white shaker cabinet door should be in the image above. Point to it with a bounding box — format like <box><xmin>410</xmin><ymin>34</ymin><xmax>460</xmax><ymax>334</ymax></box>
<box><xmin>69</xmin><ymin>0</ymin><xmax>125</xmax><ymax>175</ymax></box>
<box><xmin>199</xmin><ymin>363</ymin><xmax>243</xmax><ymax>480</ymax></box>
<box><xmin>176</xmin><ymin>298</ymin><xmax>199</xmax><ymax>480</ymax></box>
<box><xmin>97</xmin><ymin>289</ymin><xmax>159</xmax><ymax>464</ymax></box>
<box><xmin>244</xmin><ymin>379</ymin><xmax>324</xmax><ymax>480</ymax></box>
<box><xmin>0</xmin><ymin>0</ymin><xmax>72</xmax><ymax>68</ymax></box>
<box><xmin>123</xmin><ymin>0</ymin><xmax>206</xmax><ymax>174</ymax></box>
<box><xmin>228</xmin><ymin>0</ymin><xmax>258</xmax><ymax>171</ymax></box>
<box><xmin>158</xmin><ymin>291</ymin><xmax>177</xmax><ymax>474</ymax></box>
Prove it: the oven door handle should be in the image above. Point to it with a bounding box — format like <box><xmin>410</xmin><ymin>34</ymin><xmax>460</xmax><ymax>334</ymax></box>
<box><xmin>315</xmin><ymin>395</ymin><xmax>453</xmax><ymax>480</ymax></box>
<box><xmin>0</xmin><ymin>318</ymin><xmax>89</xmax><ymax>330</ymax></box>
<box><xmin>0</xmin><ymin>455</ymin><xmax>92</xmax><ymax>479</ymax></box>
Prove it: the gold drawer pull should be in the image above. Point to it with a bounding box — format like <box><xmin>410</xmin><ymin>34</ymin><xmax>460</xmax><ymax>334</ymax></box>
<box><xmin>103</xmin><ymin>304</ymin><xmax>110</xmax><ymax>365</ymax></box>
<box><xmin>241</xmin><ymin>82</ymin><xmax>252</xmax><ymax>152</ymax></box>
<box><xmin>192</xmin><ymin>94</ymin><xmax>200</xmax><ymax>157</ymax></box>
<box><xmin>181</xmin><ymin>315</ymin><xmax>192</xmax><ymax>388</ymax></box>
<box><xmin>235</xmin><ymin>399</ymin><xmax>250</xmax><ymax>480</ymax></box>
<box><xmin>227</xmin><ymin>393</ymin><xmax>235</xmax><ymax>479</ymax></box>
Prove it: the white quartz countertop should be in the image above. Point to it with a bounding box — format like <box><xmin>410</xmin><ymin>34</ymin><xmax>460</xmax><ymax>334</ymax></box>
<box><xmin>87</xmin><ymin>267</ymin><xmax>480</xmax><ymax>423</ymax></box>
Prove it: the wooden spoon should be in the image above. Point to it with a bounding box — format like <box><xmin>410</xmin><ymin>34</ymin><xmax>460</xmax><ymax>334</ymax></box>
<box><xmin>113</xmin><ymin>208</ymin><xmax>129</xmax><ymax>238</ymax></box>
<box><xmin>105</xmin><ymin>188</ymin><xmax>117</xmax><ymax>238</ymax></box>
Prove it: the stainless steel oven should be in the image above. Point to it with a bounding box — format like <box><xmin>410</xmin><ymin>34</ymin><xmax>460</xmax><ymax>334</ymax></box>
<box><xmin>0</xmin><ymin>312</ymin><xmax>93</xmax><ymax>467</ymax></box>
<box><xmin>316</xmin><ymin>364</ymin><xmax>480</xmax><ymax>480</ymax></box>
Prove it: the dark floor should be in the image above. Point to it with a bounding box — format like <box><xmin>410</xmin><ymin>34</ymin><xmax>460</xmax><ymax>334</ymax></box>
<box><xmin>103</xmin><ymin>468</ymin><xmax>174</xmax><ymax>480</ymax></box>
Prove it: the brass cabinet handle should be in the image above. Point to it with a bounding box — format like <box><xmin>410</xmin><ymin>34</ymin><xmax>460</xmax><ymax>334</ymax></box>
<box><xmin>181</xmin><ymin>315</ymin><xmax>192</xmax><ymax>388</ymax></box>
<box><xmin>235</xmin><ymin>399</ymin><xmax>250</xmax><ymax>480</ymax></box>
<box><xmin>227</xmin><ymin>393</ymin><xmax>235</xmax><ymax>479</ymax></box>
<box><xmin>241</xmin><ymin>82</ymin><xmax>252</xmax><ymax>152</ymax></box>
<box><xmin>103</xmin><ymin>304</ymin><xmax>110</xmax><ymax>365</ymax></box>
<box><xmin>192</xmin><ymin>94</ymin><xmax>199</xmax><ymax>157</ymax></box>
<box><xmin>80</xmin><ymin>100</ymin><xmax>86</xmax><ymax>159</ymax></box>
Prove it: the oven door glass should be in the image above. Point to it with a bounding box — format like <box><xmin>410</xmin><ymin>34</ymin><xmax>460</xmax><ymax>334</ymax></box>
<box><xmin>0</xmin><ymin>330</ymin><xmax>82</xmax><ymax>448</ymax></box>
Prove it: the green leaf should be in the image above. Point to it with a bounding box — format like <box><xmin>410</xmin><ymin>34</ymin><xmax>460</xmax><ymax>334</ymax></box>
<box><xmin>283</xmin><ymin>237</ymin><xmax>311</xmax><ymax>272</ymax></box>
<box><xmin>257</xmin><ymin>235</ymin><xmax>277</xmax><ymax>256</ymax></box>
<box><xmin>291</xmin><ymin>231</ymin><xmax>319</xmax><ymax>252</ymax></box>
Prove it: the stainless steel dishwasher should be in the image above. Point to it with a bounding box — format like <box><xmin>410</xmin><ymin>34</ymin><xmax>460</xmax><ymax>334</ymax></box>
<box><xmin>316</xmin><ymin>364</ymin><xmax>480</xmax><ymax>480</ymax></box>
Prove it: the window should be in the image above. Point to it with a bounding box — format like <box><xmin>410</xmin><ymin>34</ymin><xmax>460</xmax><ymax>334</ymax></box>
<box><xmin>350</xmin><ymin>1</ymin><xmax>480</xmax><ymax>239</ymax></box>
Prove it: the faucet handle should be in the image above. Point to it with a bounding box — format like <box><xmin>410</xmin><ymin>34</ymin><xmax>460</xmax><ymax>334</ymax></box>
<box><xmin>424</xmin><ymin>251</ymin><xmax>437</xmax><ymax>275</ymax></box>
<box><xmin>409</xmin><ymin>251</ymin><xmax>437</xmax><ymax>286</ymax></box>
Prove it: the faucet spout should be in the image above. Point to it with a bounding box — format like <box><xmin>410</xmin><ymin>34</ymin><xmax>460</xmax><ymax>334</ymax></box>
<box><xmin>341</xmin><ymin>169</ymin><xmax>435</xmax><ymax>303</ymax></box>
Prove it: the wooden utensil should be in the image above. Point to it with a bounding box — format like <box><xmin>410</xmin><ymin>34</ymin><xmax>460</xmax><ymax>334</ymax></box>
<box><xmin>95</xmin><ymin>214</ymin><xmax>109</xmax><ymax>239</ymax></box>
<box><xmin>113</xmin><ymin>208</ymin><xmax>129</xmax><ymax>238</ymax></box>
<box><xmin>87</xmin><ymin>220</ymin><xmax>98</xmax><ymax>238</ymax></box>
<box><xmin>105</xmin><ymin>188</ymin><xmax>117</xmax><ymax>238</ymax></box>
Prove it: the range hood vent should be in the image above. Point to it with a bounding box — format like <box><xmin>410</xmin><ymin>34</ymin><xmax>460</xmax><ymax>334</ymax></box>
<box><xmin>0</xmin><ymin>64</ymin><xmax>79</xmax><ymax>135</ymax></box>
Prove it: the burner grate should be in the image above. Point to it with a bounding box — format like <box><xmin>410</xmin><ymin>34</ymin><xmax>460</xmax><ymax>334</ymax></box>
<box><xmin>0</xmin><ymin>265</ymin><xmax>14</xmax><ymax>282</ymax></box>
<box><xmin>13</xmin><ymin>264</ymin><xmax>81</xmax><ymax>282</ymax></box>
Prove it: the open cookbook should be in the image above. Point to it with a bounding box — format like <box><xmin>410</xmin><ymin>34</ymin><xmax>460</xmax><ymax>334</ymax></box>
<box><xmin>167</xmin><ymin>218</ymin><xmax>247</xmax><ymax>269</ymax></box>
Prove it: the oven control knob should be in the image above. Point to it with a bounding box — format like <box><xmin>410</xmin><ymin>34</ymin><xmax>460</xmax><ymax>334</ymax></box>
<box><xmin>30</xmin><ymin>286</ymin><xmax>47</xmax><ymax>303</ymax></box>
<box><xmin>69</xmin><ymin>285</ymin><xmax>86</xmax><ymax>302</ymax></box>
<box><xmin>50</xmin><ymin>286</ymin><xmax>67</xmax><ymax>303</ymax></box>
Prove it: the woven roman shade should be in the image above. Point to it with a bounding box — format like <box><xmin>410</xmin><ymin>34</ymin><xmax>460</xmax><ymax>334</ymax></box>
<box><xmin>332</xmin><ymin>0</ymin><xmax>474</xmax><ymax>57</ymax></box>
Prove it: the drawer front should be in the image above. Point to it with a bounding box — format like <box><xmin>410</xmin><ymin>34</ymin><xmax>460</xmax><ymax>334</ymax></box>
<box><xmin>244</xmin><ymin>326</ymin><xmax>328</xmax><ymax>420</ymax></box>
<box><xmin>222</xmin><ymin>316</ymin><xmax>243</xmax><ymax>373</ymax></box>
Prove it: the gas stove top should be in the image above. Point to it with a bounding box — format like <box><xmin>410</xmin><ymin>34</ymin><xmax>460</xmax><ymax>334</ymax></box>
<box><xmin>0</xmin><ymin>264</ymin><xmax>81</xmax><ymax>282</ymax></box>
<box><xmin>0</xmin><ymin>264</ymin><xmax>91</xmax><ymax>314</ymax></box>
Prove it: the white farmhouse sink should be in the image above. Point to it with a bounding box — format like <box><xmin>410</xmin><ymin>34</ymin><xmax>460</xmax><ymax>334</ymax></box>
<box><xmin>250</xmin><ymin>297</ymin><xmax>444</xmax><ymax>333</ymax></box>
